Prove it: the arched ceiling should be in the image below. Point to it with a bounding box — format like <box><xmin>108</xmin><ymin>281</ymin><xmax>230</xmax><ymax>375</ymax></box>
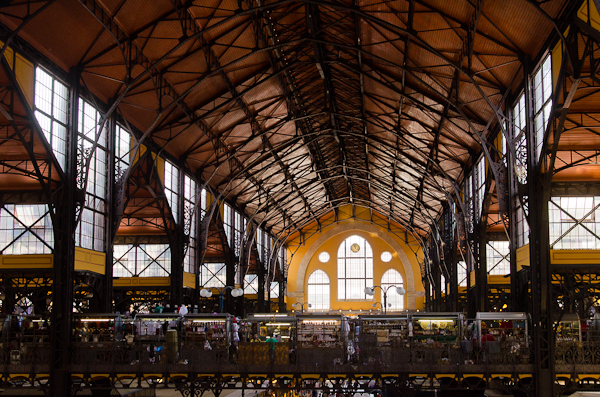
<box><xmin>0</xmin><ymin>0</ymin><xmax>573</xmax><ymax>239</ymax></box>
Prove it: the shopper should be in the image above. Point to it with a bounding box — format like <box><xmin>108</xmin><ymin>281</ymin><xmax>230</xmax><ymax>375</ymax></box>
<box><xmin>266</xmin><ymin>332</ymin><xmax>277</xmax><ymax>365</ymax></box>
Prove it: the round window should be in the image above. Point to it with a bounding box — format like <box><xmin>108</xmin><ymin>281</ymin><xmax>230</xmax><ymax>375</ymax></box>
<box><xmin>319</xmin><ymin>252</ymin><xmax>330</xmax><ymax>263</ymax></box>
<box><xmin>381</xmin><ymin>251</ymin><xmax>392</xmax><ymax>262</ymax></box>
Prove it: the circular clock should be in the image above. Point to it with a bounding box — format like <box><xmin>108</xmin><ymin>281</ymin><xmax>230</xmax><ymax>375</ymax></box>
<box><xmin>350</xmin><ymin>243</ymin><xmax>361</xmax><ymax>253</ymax></box>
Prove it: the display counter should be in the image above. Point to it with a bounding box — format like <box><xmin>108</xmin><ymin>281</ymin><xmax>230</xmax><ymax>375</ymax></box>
<box><xmin>475</xmin><ymin>312</ymin><xmax>529</xmax><ymax>347</ymax></box>
<box><xmin>556</xmin><ymin>313</ymin><xmax>582</xmax><ymax>346</ymax></box>
<box><xmin>182</xmin><ymin>313</ymin><xmax>231</xmax><ymax>348</ymax></box>
<box><xmin>411</xmin><ymin>312</ymin><xmax>463</xmax><ymax>345</ymax></box>
<box><xmin>358</xmin><ymin>314</ymin><xmax>410</xmax><ymax>347</ymax></box>
<box><xmin>73</xmin><ymin>313</ymin><xmax>122</xmax><ymax>343</ymax></box>
<box><xmin>296</xmin><ymin>314</ymin><xmax>347</xmax><ymax>348</ymax></box>
<box><xmin>134</xmin><ymin>313</ymin><xmax>181</xmax><ymax>341</ymax></box>
<box><xmin>244</xmin><ymin>313</ymin><xmax>295</xmax><ymax>343</ymax></box>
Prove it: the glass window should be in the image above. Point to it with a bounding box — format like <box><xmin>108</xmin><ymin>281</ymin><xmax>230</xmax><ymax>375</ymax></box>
<box><xmin>381</xmin><ymin>251</ymin><xmax>392</xmax><ymax>262</ymax></box>
<box><xmin>486</xmin><ymin>241</ymin><xmax>510</xmax><ymax>275</ymax></box>
<box><xmin>112</xmin><ymin>244</ymin><xmax>171</xmax><ymax>277</ymax></box>
<box><xmin>513</xmin><ymin>94</ymin><xmax>528</xmax><ymax>183</ymax></box>
<box><xmin>475</xmin><ymin>156</ymin><xmax>485</xmax><ymax>220</ymax></box>
<box><xmin>319</xmin><ymin>252</ymin><xmax>330</xmax><ymax>263</ymax></box>
<box><xmin>307</xmin><ymin>270</ymin><xmax>330</xmax><ymax>311</ymax></box>
<box><xmin>270</xmin><ymin>282</ymin><xmax>279</xmax><ymax>299</ymax></box>
<box><xmin>34</xmin><ymin>67</ymin><xmax>69</xmax><ymax>170</ymax></box>
<box><xmin>381</xmin><ymin>269</ymin><xmax>404</xmax><ymax>310</ymax></box>
<box><xmin>464</xmin><ymin>173</ymin><xmax>474</xmax><ymax>233</ymax></box>
<box><xmin>337</xmin><ymin>235</ymin><xmax>373</xmax><ymax>300</ymax></box>
<box><xmin>441</xmin><ymin>274</ymin><xmax>447</xmax><ymax>295</ymax></box>
<box><xmin>223</xmin><ymin>203</ymin><xmax>233</xmax><ymax>250</ymax></box>
<box><xmin>244</xmin><ymin>274</ymin><xmax>258</xmax><ymax>294</ymax></box>
<box><xmin>279</xmin><ymin>245</ymin><xmax>286</xmax><ymax>269</ymax></box>
<box><xmin>115</xmin><ymin>125</ymin><xmax>131</xmax><ymax>181</ymax></box>
<box><xmin>517</xmin><ymin>197</ymin><xmax>530</xmax><ymax>247</ymax></box>
<box><xmin>457</xmin><ymin>261</ymin><xmax>467</xmax><ymax>287</ymax></box>
<box><xmin>533</xmin><ymin>55</ymin><xmax>552</xmax><ymax>162</ymax></box>
<box><xmin>257</xmin><ymin>228</ymin><xmax>264</xmax><ymax>262</ymax></box>
<box><xmin>0</xmin><ymin>204</ymin><xmax>53</xmax><ymax>255</ymax></box>
<box><xmin>75</xmin><ymin>98</ymin><xmax>107</xmax><ymax>252</ymax></box>
<box><xmin>549</xmin><ymin>196</ymin><xmax>600</xmax><ymax>249</ymax></box>
<box><xmin>164</xmin><ymin>161</ymin><xmax>180</xmax><ymax>222</ymax></box>
<box><xmin>183</xmin><ymin>175</ymin><xmax>197</xmax><ymax>273</ymax></box>
<box><xmin>233</xmin><ymin>209</ymin><xmax>244</xmax><ymax>257</ymax></box>
<box><xmin>201</xmin><ymin>263</ymin><xmax>226</xmax><ymax>288</ymax></box>
<box><xmin>200</xmin><ymin>188</ymin><xmax>208</xmax><ymax>221</ymax></box>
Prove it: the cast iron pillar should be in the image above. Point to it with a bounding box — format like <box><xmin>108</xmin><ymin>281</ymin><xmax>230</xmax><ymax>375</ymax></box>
<box><xmin>49</xmin><ymin>67</ymin><xmax>80</xmax><ymax>396</ymax></box>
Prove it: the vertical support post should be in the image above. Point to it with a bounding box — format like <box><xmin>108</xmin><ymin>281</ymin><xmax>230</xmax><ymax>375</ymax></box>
<box><xmin>257</xmin><ymin>253</ymin><xmax>266</xmax><ymax>313</ymax></box>
<box><xmin>450</xmin><ymin>227</ymin><xmax>459</xmax><ymax>312</ymax></box>
<box><xmin>525</xmin><ymin>56</ymin><xmax>555</xmax><ymax>396</ymax></box>
<box><xmin>2</xmin><ymin>276</ymin><xmax>14</xmax><ymax>315</ymax></box>
<box><xmin>477</xmin><ymin>231</ymin><xmax>488</xmax><ymax>312</ymax></box>
<box><xmin>507</xmin><ymin>103</ymin><xmax>521</xmax><ymax>311</ymax></box>
<box><xmin>49</xmin><ymin>67</ymin><xmax>79</xmax><ymax>396</ymax></box>
<box><xmin>103</xmin><ymin>114</ymin><xmax>116</xmax><ymax>312</ymax></box>
<box><xmin>170</xmin><ymin>166</ymin><xmax>185</xmax><ymax>307</ymax></box>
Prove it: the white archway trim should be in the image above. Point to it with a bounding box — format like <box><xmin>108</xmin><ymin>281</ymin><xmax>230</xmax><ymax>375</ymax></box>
<box><xmin>294</xmin><ymin>222</ymin><xmax>418</xmax><ymax>309</ymax></box>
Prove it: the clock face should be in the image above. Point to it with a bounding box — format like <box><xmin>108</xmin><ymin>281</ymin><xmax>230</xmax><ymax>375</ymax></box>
<box><xmin>350</xmin><ymin>243</ymin><xmax>361</xmax><ymax>253</ymax></box>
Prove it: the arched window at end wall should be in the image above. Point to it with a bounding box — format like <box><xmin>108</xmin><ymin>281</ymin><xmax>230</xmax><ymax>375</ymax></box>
<box><xmin>337</xmin><ymin>235</ymin><xmax>373</xmax><ymax>300</ymax></box>
<box><xmin>307</xmin><ymin>270</ymin><xmax>330</xmax><ymax>310</ymax></box>
<box><xmin>381</xmin><ymin>269</ymin><xmax>404</xmax><ymax>310</ymax></box>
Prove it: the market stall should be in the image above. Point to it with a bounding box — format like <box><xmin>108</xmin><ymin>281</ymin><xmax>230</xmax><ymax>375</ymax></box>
<box><xmin>243</xmin><ymin>313</ymin><xmax>295</xmax><ymax>342</ymax></box>
<box><xmin>357</xmin><ymin>314</ymin><xmax>410</xmax><ymax>367</ymax></box>
<box><xmin>134</xmin><ymin>313</ymin><xmax>181</xmax><ymax>341</ymax></box>
<box><xmin>1</xmin><ymin>315</ymin><xmax>50</xmax><ymax>365</ymax></box>
<box><xmin>409</xmin><ymin>312</ymin><xmax>463</xmax><ymax>365</ymax></box>
<box><xmin>411</xmin><ymin>312</ymin><xmax>463</xmax><ymax>344</ymax></box>
<box><xmin>182</xmin><ymin>313</ymin><xmax>231</xmax><ymax>348</ymax></box>
<box><xmin>358</xmin><ymin>314</ymin><xmax>410</xmax><ymax>347</ymax></box>
<box><xmin>295</xmin><ymin>314</ymin><xmax>348</xmax><ymax>371</ymax></box>
<box><xmin>296</xmin><ymin>314</ymin><xmax>347</xmax><ymax>348</ymax></box>
<box><xmin>556</xmin><ymin>313</ymin><xmax>582</xmax><ymax>346</ymax></box>
<box><xmin>238</xmin><ymin>314</ymin><xmax>294</xmax><ymax>366</ymax></box>
<box><xmin>475</xmin><ymin>312</ymin><xmax>529</xmax><ymax>347</ymax></box>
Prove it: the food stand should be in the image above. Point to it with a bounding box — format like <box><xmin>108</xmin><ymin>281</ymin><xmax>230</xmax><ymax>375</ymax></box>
<box><xmin>1</xmin><ymin>315</ymin><xmax>50</xmax><ymax>365</ymax></box>
<box><xmin>475</xmin><ymin>312</ymin><xmax>529</xmax><ymax>347</ymax></box>
<box><xmin>296</xmin><ymin>314</ymin><xmax>347</xmax><ymax>348</ymax></box>
<box><xmin>134</xmin><ymin>313</ymin><xmax>181</xmax><ymax>341</ymax></box>
<box><xmin>358</xmin><ymin>314</ymin><xmax>410</xmax><ymax>367</ymax></box>
<box><xmin>556</xmin><ymin>313</ymin><xmax>582</xmax><ymax>346</ymax></box>
<box><xmin>411</xmin><ymin>312</ymin><xmax>463</xmax><ymax>344</ymax></box>
<box><xmin>73</xmin><ymin>313</ymin><xmax>118</xmax><ymax>343</ymax></box>
<box><xmin>238</xmin><ymin>313</ymin><xmax>295</xmax><ymax>366</ymax></box>
<box><xmin>243</xmin><ymin>313</ymin><xmax>295</xmax><ymax>342</ymax></box>
<box><xmin>295</xmin><ymin>314</ymin><xmax>348</xmax><ymax>370</ymax></box>
<box><xmin>358</xmin><ymin>314</ymin><xmax>410</xmax><ymax>347</ymax></box>
<box><xmin>410</xmin><ymin>312</ymin><xmax>464</xmax><ymax>365</ymax></box>
<box><xmin>182</xmin><ymin>313</ymin><xmax>231</xmax><ymax>348</ymax></box>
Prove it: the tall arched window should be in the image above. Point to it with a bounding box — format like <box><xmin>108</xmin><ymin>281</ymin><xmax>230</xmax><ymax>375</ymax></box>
<box><xmin>337</xmin><ymin>235</ymin><xmax>373</xmax><ymax>300</ymax></box>
<box><xmin>307</xmin><ymin>270</ymin><xmax>330</xmax><ymax>310</ymax></box>
<box><xmin>381</xmin><ymin>269</ymin><xmax>404</xmax><ymax>310</ymax></box>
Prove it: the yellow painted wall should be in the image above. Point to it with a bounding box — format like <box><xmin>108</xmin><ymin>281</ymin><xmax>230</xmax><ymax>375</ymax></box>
<box><xmin>551</xmin><ymin>249</ymin><xmax>600</xmax><ymax>265</ymax></box>
<box><xmin>74</xmin><ymin>247</ymin><xmax>106</xmax><ymax>275</ymax></box>
<box><xmin>1</xmin><ymin>40</ymin><xmax>34</xmax><ymax>108</ymax></box>
<box><xmin>183</xmin><ymin>272</ymin><xmax>196</xmax><ymax>289</ymax></box>
<box><xmin>286</xmin><ymin>205</ymin><xmax>425</xmax><ymax>311</ymax></box>
<box><xmin>113</xmin><ymin>277</ymin><xmax>170</xmax><ymax>287</ymax></box>
<box><xmin>0</xmin><ymin>254</ymin><xmax>53</xmax><ymax>270</ymax></box>
<box><xmin>516</xmin><ymin>244</ymin><xmax>530</xmax><ymax>271</ymax></box>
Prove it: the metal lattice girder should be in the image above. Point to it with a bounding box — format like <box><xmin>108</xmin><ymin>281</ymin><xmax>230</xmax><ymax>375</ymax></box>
<box><xmin>1</xmin><ymin>0</ymin><xmax>548</xmax><ymax>239</ymax></box>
